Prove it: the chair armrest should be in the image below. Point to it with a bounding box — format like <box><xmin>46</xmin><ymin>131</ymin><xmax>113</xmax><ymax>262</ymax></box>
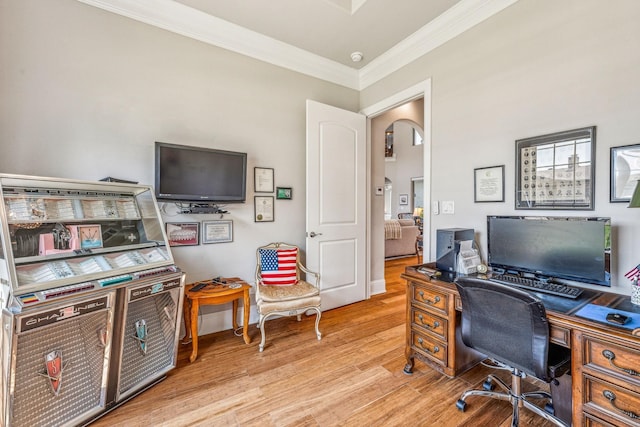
<box><xmin>298</xmin><ymin>263</ymin><xmax>320</xmax><ymax>288</ymax></box>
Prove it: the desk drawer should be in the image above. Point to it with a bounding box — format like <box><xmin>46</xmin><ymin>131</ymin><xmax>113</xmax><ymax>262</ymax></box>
<box><xmin>583</xmin><ymin>337</ymin><xmax>640</xmax><ymax>387</ymax></box>
<box><xmin>411</xmin><ymin>330</ymin><xmax>447</xmax><ymax>366</ymax></box>
<box><xmin>583</xmin><ymin>374</ymin><xmax>640</xmax><ymax>426</ymax></box>
<box><xmin>412</xmin><ymin>284</ymin><xmax>448</xmax><ymax>315</ymax></box>
<box><xmin>411</xmin><ymin>307</ymin><xmax>446</xmax><ymax>340</ymax></box>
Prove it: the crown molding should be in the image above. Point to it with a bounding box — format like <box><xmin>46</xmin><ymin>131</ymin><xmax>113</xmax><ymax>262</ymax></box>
<box><xmin>77</xmin><ymin>0</ymin><xmax>360</xmax><ymax>89</ymax></box>
<box><xmin>77</xmin><ymin>0</ymin><xmax>518</xmax><ymax>91</ymax></box>
<box><xmin>357</xmin><ymin>0</ymin><xmax>520</xmax><ymax>90</ymax></box>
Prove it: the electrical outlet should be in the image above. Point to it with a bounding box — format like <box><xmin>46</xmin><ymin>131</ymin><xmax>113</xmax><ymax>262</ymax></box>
<box><xmin>442</xmin><ymin>200</ymin><xmax>455</xmax><ymax>214</ymax></box>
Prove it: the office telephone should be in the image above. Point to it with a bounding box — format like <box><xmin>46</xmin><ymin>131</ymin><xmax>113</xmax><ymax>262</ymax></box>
<box><xmin>456</xmin><ymin>240</ymin><xmax>482</xmax><ymax>275</ymax></box>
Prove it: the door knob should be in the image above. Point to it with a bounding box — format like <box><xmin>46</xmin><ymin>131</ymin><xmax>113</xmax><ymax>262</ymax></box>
<box><xmin>309</xmin><ymin>231</ymin><xmax>323</xmax><ymax>238</ymax></box>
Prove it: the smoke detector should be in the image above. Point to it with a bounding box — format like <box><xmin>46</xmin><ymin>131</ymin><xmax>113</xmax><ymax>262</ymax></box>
<box><xmin>350</xmin><ymin>51</ymin><xmax>363</xmax><ymax>62</ymax></box>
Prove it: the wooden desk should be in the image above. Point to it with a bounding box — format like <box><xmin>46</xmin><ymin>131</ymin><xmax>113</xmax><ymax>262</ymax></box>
<box><xmin>182</xmin><ymin>278</ymin><xmax>251</xmax><ymax>362</ymax></box>
<box><xmin>401</xmin><ymin>264</ymin><xmax>640</xmax><ymax>427</ymax></box>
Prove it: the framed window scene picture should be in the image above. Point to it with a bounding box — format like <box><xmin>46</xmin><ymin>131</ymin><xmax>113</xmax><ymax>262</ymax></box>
<box><xmin>254</xmin><ymin>167</ymin><xmax>274</xmax><ymax>193</ymax></box>
<box><xmin>515</xmin><ymin>126</ymin><xmax>595</xmax><ymax>210</ymax></box>
<box><xmin>165</xmin><ymin>222</ymin><xmax>199</xmax><ymax>246</ymax></box>
<box><xmin>474</xmin><ymin>165</ymin><xmax>505</xmax><ymax>202</ymax></box>
<box><xmin>399</xmin><ymin>194</ymin><xmax>409</xmax><ymax>205</ymax></box>
<box><xmin>610</xmin><ymin>143</ymin><xmax>640</xmax><ymax>202</ymax></box>
<box><xmin>202</xmin><ymin>220</ymin><xmax>233</xmax><ymax>244</ymax></box>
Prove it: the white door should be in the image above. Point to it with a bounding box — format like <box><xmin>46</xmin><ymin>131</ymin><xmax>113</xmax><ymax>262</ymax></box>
<box><xmin>306</xmin><ymin>100</ymin><xmax>367</xmax><ymax>311</ymax></box>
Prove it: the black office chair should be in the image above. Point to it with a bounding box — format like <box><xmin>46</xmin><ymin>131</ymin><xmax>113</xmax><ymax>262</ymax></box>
<box><xmin>454</xmin><ymin>277</ymin><xmax>571</xmax><ymax>427</ymax></box>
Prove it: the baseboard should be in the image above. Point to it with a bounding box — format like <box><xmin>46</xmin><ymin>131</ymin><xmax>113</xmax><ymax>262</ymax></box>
<box><xmin>370</xmin><ymin>279</ymin><xmax>386</xmax><ymax>296</ymax></box>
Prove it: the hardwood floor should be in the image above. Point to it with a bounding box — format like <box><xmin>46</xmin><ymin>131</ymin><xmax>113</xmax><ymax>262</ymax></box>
<box><xmin>92</xmin><ymin>258</ymin><xmax>557</xmax><ymax>426</ymax></box>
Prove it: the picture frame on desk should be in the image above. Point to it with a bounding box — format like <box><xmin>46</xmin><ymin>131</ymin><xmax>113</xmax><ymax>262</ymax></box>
<box><xmin>202</xmin><ymin>220</ymin><xmax>233</xmax><ymax>244</ymax></box>
<box><xmin>474</xmin><ymin>165</ymin><xmax>504</xmax><ymax>202</ymax></box>
<box><xmin>610</xmin><ymin>143</ymin><xmax>640</xmax><ymax>202</ymax></box>
<box><xmin>165</xmin><ymin>222</ymin><xmax>199</xmax><ymax>246</ymax></box>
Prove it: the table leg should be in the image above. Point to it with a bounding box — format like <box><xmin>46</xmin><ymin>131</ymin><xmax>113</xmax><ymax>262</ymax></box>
<box><xmin>189</xmin><ymin>300</ymin><xmax>199</xmax><ymax>363</ymax></box>
<box><xmin>242</xmin><ymin>288</ymin><xmax>251</xmax><ymax>344</ymax></box>
<box><xmin>181</xmin><ymin>298</ymin><xmax>192</xmax><ymax>345</ymax></box>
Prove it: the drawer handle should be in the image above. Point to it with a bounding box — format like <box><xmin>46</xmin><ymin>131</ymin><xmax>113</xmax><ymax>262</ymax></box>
<box><xmin>418</xmin><ymin>291</ymin><xmax>441</xmax><ymax>305</ymax></box>
<box><xmin>602</xmin><ymin>349</ymin><xmax>639</xmax><ymax>377</ymax></box>
<box><xmin>603</xmin><ymin>390</ymin><xmax>640</xmax><ymax>420</ymax></box>
<box><xmin>417</xmin><ymin>314</ymin><xmax>439</xmax><ymax>329</ymax></box>
<box><xmin>417</xmin><ymin>337</ymin><xmax>440</xmax><ymax>354</ymax></box>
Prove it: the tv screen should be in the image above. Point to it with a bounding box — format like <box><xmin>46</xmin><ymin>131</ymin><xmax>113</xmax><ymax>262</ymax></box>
<box><xmin>154</xmin><ymin>142</ymin><xmax>247</xmax><ymax>203</ymax></box>
<box><xmin>487</xmin><ymin>216</ymin><xmax>611</xmax><ymax>286</ymax></box>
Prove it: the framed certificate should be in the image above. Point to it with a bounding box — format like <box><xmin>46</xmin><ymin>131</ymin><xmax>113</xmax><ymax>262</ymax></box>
<box><xmin>474</xmin><ymin>165</ymin><xmax>505</xmax><ymax>202</ymax></box>
<box><xmin>254</xmin><ymin>196</ymin><xmax>274</xmax><ymax>222</ymax></box>
<box><xmin>202</xmin><ymin>220</ymin><xmax>233</xmax><ymax>244</ymax></box>
<box><xmin>254</xmin><ymin>167</ymin><xmax>274</xmax><ymax>193</ymax></box>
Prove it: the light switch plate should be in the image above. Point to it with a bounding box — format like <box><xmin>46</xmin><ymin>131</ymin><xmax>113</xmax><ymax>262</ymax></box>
<box><xmin>432</xmin><ymin>201</ymin><xmax>439</xmax><ymax>215</ymax></box>
<box><xmin>442</xmin><ymin>200</ymin><xmax>455</xmax><ymax>214</ymax></box>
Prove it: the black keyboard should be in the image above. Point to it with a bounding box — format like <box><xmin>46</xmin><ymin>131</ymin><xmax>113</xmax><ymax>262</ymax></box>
<box><xmin>490</xmin><ymin>274</ymin><xmax>583</xmax><ymax>299</ymax></box>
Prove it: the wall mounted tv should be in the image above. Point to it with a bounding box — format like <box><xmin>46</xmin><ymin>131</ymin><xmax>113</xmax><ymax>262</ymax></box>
<box><xmin>487</xmin><ymin>216</ymin><xmax>611</xmax><ymax>287</ymax></box>
<box><xmin>154</xmin><ymin>142</ymin><xmax>247</xmax><ymax>203</ymax></box>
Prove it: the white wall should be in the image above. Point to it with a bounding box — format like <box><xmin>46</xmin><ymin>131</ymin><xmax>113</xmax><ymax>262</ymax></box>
<box><xmin>362</xmin><ymin>0</ymin><xmax>640</xmax><ymax>295</ymax></box>
<box><xmin>0</xmin><ymin>0</ymin><xmax>358</xmax><ymax>333</ymax></box>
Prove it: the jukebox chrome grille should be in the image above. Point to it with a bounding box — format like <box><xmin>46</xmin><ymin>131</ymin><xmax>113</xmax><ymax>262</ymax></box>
<box><xmin>118</xmin><ymin>291</ymin><xmax>178</xmax><ymax>397</ymax></box>
<box><xmin>11</xmin><ymin>310</ymin><xmax>109</xmax><ymax>427</ymax></box>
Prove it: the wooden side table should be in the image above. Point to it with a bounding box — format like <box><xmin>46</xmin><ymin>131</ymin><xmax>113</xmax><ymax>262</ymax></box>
<box><xmin>181</xmin><ymin>277</ymin><xmax>251</xmax><ymax>362</ymax></box>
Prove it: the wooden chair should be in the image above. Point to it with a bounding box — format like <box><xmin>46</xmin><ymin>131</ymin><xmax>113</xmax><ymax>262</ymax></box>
<box><xmin>255</xmin><ymin>242</ymin><xmax>322</xmax><ymax>352</ymax></box>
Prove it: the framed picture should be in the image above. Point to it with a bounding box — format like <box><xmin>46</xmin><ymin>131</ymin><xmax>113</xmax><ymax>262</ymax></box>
<box><xmin>399</xmin><ymin>194</ymin><xmax>409</xmax><ymax>205</ymax></box>
<box><xmin>254</xmin><ymin>167</ymin><xmax>274</xmax><ymax>193</ymax></box>
<box><xmin>165</xmin><ymin>222</ymin><xmax>199</xmax><ymax>246</ymax></box>
<box><xmin>610</xmin><ymin>143</ymin><xmax>640</xmax><ymax>202</ymax></box>
<box><xmin>515</xmin><ymin>126</ymin><xmax>596</xmax><ymax>210</ymax></box>
<box><xmin>202</xmin><ymin>220</ymin><xmax>233</xmax><ymax>244</ymax></box>
<box><xmin>276</xmin><ymin>187</ymin><xmax>292</xmax><ymax>200</ymax></box>
<box><xmin>474</xmin><ymin>165</ymin><xmax>505</xmax><ymax>202</ymax></box>
<box><xmin>254</xmin><ymin>196</ymin><xmax>274</xmax><ymax>222</ymax></box>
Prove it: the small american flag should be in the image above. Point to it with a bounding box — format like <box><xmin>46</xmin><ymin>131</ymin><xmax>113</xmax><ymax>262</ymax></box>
<box><xmin>625</xmin><ymin>264</ymin><xmax>640</xmax><ymax>280</ymax></box>
<box><xmin>259</xmin><ymin>248</ymin><xmax>298</xmax><ymax>285</ymax></box>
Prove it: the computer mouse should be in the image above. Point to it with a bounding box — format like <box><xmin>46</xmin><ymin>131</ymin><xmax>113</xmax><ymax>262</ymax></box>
<box><xmin>606</xmin><ymin>312</ymin><xmax>630</xmax><ymax>325</ymax></box>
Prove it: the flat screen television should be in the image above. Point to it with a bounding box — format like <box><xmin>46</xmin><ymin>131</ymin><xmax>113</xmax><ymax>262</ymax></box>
<box><xmin>487</xmin><ymin>216</ymin><xmax>611</xmax><ymax>287</ymax></box>
<box><xmin>154</xmin><ymin>142</ymin><xmax>247</xmax><ymax>203</ymax></box>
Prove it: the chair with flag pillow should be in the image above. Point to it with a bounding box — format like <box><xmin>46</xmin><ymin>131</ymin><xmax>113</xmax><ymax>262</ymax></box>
<box><xmin>255</xmin><ymin>242</ymin><xmax>322</xmax><ymax>352</ymax></box>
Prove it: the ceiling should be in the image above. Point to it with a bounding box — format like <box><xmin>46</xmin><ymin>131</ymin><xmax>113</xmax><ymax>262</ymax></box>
<box><xmin>78</xmin><ymin>0</ymin><xmax>519</xmax><ymax>89</ymax></box>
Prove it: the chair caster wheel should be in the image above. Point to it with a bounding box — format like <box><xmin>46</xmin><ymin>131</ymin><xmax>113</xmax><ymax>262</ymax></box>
<box><xmin>456</xmin><ymin>399</ymin><xmax>467</xmax><ymax>412</ymax></box>
<box><xmin>544</xmin><ymin>403</ymin><xmax>555</xmax><ymax>415</ymax></box>
<box><xmin>482</xmin><ymin>379</ymin><xmax>494</xmax><ymax>391</ymax></box>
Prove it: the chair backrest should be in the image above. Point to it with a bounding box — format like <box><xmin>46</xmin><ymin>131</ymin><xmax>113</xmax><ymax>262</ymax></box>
<box><xmin>255</xmin><ymin>242</ymin><xmax>300</xmax><ymax>286</ymax></box>
<box><xmin>454</xmin><ymin>277</ymin><xmax>551</xmax><ymax>380</ymax></box>
<box><xmin>398</xmin><ymin>213</ymin><xmax>413</xmax><ymax>219</ymax></box>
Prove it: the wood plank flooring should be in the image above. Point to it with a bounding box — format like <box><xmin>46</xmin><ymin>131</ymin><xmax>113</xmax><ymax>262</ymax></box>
<box><xmin>92</xmin><ymin>258</ymin><xmax>557</xmax><ymax>426</ymax></box>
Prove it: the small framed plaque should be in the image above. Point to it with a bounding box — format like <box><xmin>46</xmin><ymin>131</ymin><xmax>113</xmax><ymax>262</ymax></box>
<box><xmin>474</xmin><ymin>165</ymin><xmax>505</xmax><ymax>202</ymax></box>
<box><xmin>254</xmin><ymin>167</ymin><xmax>274</xmax><ymax>193</ymax></box>
<box><xmin>255</xmin><ymin>196</ymin><xmax>274</xmax><ymax>222</ymax></box>
<box><xmin>276</xmin><ymin>187</ymin><xmax>292</xmax><ymax>200</ymax></box>
<box><xmin>202</xmin><ymin>220</ymin><xmax>233</xmax><ymax>244</ymax></box>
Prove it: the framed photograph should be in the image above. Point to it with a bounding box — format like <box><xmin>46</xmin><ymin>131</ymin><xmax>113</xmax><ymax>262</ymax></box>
<box><xmin>254</xmin><ymin>167</ymin><xmax>274</xmax><ymax>193</ymax></box>
<box><xmin>610</xmin><ymin>143</ymin><xmax>640</xmax><ymax>202</ymax></box>
<box><xmin>474</xmin><ymin>165</ymin><xmax>505</xmax><ymax>202</ymax></box>
<box><xmin>515</xmin><ymin>126</ymin><xmax>596</xmax><ymax>210</ymax></box>
<box><xmin>399</xmin><ymin>194</ymin><xmax>409</xmax><ymax>205</ymax></box>
<box><xmin>276</xmin><ymin>187</ymin><xmax>292</xmax><ymax>200</ymax></box>
<box><xmin>165</xmin><ymin>222</ymin><xmax>199</xmax><ymax>246</ymax></box>
<box><xmin>202</xmin><ymin>220</ymin><xmax>233</xmax><ymax>244</ymax></box>
<box><xmin>254</xmin><ymin>196</ymin><xmax>274</xmax><ymax>222</ymax></box>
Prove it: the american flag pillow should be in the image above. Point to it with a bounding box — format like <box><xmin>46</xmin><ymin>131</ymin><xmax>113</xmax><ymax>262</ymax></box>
<box><xmin>259</xmin><ymin>247</ymin><xmax>298</xmax><ymax>286</ymax></box>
